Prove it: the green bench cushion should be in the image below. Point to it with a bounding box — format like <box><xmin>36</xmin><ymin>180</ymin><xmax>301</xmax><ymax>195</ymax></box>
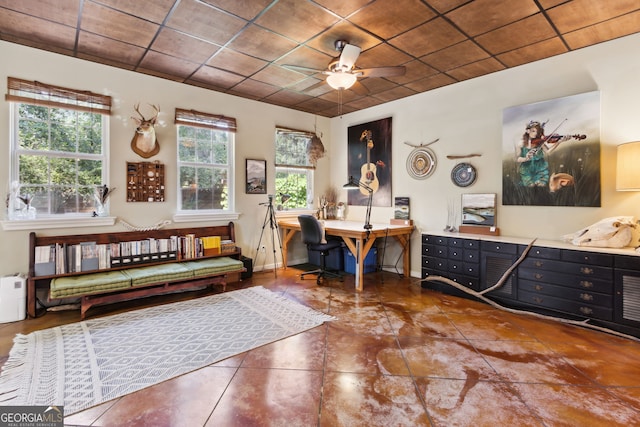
<box><xmin>50</xmin><ymin>271</ymin><xmax>131</xmax><ymax>298</ymax></box>
<box><xmin>122</xmin><ymin>263</ymin><xmax>194</xmax><ymax>287</ymax></box>
<box><xmin>181</xmin><ymin>257</ymin><xmax>244</xmax><ymax>278</ymax></box>
<box><xmin>50</xmin><ymin>257</ymin><xmax>242</xmax><ymax>299</ymax></box>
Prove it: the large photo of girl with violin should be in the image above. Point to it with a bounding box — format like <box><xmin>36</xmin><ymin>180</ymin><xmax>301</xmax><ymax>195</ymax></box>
<box><xmin>502</xmin><ymin>91</ymin><xmax>600</xmax><ymax>206</ymax></box>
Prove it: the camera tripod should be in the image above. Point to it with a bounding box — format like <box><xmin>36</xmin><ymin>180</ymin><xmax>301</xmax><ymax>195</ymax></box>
<box><xmin>255</xmin><ymin>195</ymin><xmax>284</xmax><ymax>277</ymax></box>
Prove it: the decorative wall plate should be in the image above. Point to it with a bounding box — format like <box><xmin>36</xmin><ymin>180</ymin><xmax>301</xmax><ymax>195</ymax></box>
<box><xmin>451</xmin><ymin>162</ymin><xmax>477</xmax><ymax>187</ymax></box>
<box><xmin>406</xmin><ymin>147</ymin><xmax>437</xmax><ymax>179</ymax></box>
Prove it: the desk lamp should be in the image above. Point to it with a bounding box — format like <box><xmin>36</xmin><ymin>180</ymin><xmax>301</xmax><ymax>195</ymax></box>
<box><xmin>343</xmin><ymin>176</ymin><xmax>373</xmax><ymax>235</ymax></box>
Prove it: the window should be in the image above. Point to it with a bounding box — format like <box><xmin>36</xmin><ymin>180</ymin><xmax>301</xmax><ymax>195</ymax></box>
<box><xmin>176</xmin><ymin>108</ymin><xmax>236</xmax><ymax>213</ymax></box>
<box><xmin>7</xmin><ymin>77</ymin><xmax>111</xmax><ymax>218</ymax></box>
<box><xmin>274</xmin><ymin>127</ymin><xmax>315</xmax><ymax>210</ymax></box>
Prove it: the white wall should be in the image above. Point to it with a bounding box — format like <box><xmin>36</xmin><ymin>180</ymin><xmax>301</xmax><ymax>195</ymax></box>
<box><xmin>331</xmin><ymin>32</ymin><xmax>640</xmax><ymax>277</ymax></box>
<box><xmin>2</xmin><ymin>32</ymin><xmax>640</xmax><ymax>279</ymax></box>
<box><xmin>0</xmin><ymin>41</ymin><xmax>330</xmax><ymax>277</ymax></box>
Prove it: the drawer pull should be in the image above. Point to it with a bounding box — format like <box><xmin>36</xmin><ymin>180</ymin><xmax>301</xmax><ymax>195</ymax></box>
<box><xmin>534</xmin><ymin>285</ymin><xmax>543</xmax><ymax>291</ymax></box>
<box><xmin>533</xmin><ymin>297</ymin><xmax>543</xmax><ymax>304</ymax></box>
<box><xmin>579</xmin><ymin>281</ymin><xmax>594</xmax><ymax>289</ymax></box>
<box><xmin>580</xmin><ymin>267</ymin><xmax>594</xmax><ymax>275</ymax></box>
<box><xmin>580</xmin><ymin>293</ymin><xmax>594</xmax><ymax>301</ymax></box>
<box><xmin>534</xmin><ymin>273</ymin><xmax>543</xmax><ymax>279</ymax></box>
<box><xmin>534</xmin><ymin>261</ymin><xmax>543</xmax><ymax>267</ymax></box>
<box><xmin>579</xmin><ymin>307</ymin><xmax>593</xmax><ymax>315</ymax></box>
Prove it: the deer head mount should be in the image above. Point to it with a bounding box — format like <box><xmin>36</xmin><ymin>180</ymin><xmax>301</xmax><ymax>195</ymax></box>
<box><xmin>131</xmin><ymin>103</ymin><xmax>160</xmax><ymax>158</ymax></box>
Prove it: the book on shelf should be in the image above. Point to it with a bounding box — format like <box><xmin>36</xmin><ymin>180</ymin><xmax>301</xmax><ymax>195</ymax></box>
<box><xmin>202</xmin><ymin>236</ymin><xmax>221</xmax><ymax>256</ymax></box>
<box><xmin>220</xmin><ymin>240</ymin><xmax>236</xmax><ymax>253</ymax></box>
<box><xmin>33</xmin><ymin>231</ymin><xmax>228</xmax><ymax>276</ymax></box>
<box><xmin>34</xmin><ymin>245</ymin><xmax>56</xmax><ymax>276</ymax></box>
<box><xmin>80</xmin><ymin>241</ymin><xmax>99</xmax><ymax>271</ymax></box>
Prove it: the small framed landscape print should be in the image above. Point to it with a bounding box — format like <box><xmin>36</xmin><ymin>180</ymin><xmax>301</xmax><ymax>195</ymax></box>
<box><xmin>462</xmin><ymin>193</ymin><xmax>496</xmax><ymax>226</ymax></box>
<box><xmin>246</xmin><ymin>159</ymin><xmax>267</xmax><ymax>194</ymax></box>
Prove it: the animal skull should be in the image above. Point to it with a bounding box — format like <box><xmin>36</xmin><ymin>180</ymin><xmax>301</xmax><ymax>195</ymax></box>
<box><xmin>562</xmin><ymin>216</ymin><xmax>637</xmax><ymax>248</ymax></box>
<box><xmin>131</xmin><ymin>103</ymin><xmax>160</xmax><ymax>158</ymax></box>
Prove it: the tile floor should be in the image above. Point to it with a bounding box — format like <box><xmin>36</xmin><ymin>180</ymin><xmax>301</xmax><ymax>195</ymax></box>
<box><xmin>2</xmin><ymin>266</ymin><xmax>640</xmax><ymax>426</ymax></box>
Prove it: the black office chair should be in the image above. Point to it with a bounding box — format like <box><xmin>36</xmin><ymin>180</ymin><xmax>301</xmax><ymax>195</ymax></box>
<box><xmin>298</xmin><ymin>215</ymin><xmax>342</xmax><ymax>285</ymax></box>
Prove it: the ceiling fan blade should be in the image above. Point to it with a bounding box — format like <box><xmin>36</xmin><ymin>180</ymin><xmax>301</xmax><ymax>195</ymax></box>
<box><xmin>358</xmin><ymin>66</ymin><xmax>406</xmax><ymax>78</ymax></box>
<box><xmin>281</xmin><ymin>64</ymin><xmax>325</xmax><ymax>75</ymax></box>
<box><xmin>349</xmin><ymin>80</ymin><xmax>369</xmax><ymax>96</ymax></box>
<box><xmin>303</xmin><ymin>80</ymin><xmax>328</xmax><ymax>93</ymax></box>
<box><xmin>338</xmin><ymin>44</ymin><xmax>361</xmax><ymax>70</ymax></box>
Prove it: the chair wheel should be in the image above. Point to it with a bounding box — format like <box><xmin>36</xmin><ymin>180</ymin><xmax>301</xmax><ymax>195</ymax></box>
<box><xmin>316</xmin><ymin>276</ymin><xmax>323</xmax><ymax>285</ymax></box>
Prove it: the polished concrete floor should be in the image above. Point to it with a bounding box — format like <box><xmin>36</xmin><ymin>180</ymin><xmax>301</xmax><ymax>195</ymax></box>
<box><xmin>2</xmin><ymin>266</ymin><xmax>640</xmax><ymax>426</ymax></box>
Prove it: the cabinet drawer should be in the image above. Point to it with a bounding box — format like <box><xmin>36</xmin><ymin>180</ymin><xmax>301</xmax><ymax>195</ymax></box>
<box><xmin>615</xmin><ymin>255</ymin><xmax>640</xmax><ymax>271</ymax></box>
<box><xmin>481</xmin><ymin>241</ymin><xmax>518</xmax><ymax>254</ymax></box>
<box><xmin>423</xmin><ymin>256</ymin><xmax>447</xmax><ymax>273</ymax></box>
<box><xmin>423</xmin><ymin>234</ymin><xmax>439</xmax><ymax>245</ymax></box>
<box><xmin>448</xmin><ymin>246</ymin><xmax>464</xmax><ymax>260</ymax></box>
<box><xmin>423</xmin><ymin>244</ymin><xmax>447</xmax><ymax>258</ymax></box>
<box><xmin>464</xmin><ymin>248</ymin><xmax>479</xmax><ymax>262</ymax></box>
<box><xmin>449</xmin><ymin>238</ymin><xmax>479</xmax><ymax>250</ymax></box>
<box><xmin>448</xmin><ymin>259</ymin><xmax>463</xmax><ymax>274</ymax></box>
<box><xmin>448</xmin><ymin>272</ymin><xmax>480</xmax><ymax>290</ymax></box>
<box><xmin>519</xmin><ymin>258</ymin><xmax>612</xmax><ymax>280</ymax></box>
<box><xmin>562</xmin><ymin>250</ymin><xmax>613</xmax><ymax>267</ymax></box>
<box><xmin>519</xmin><ymin>290</ymin><xmax>612</xmax><ymax>321</ymax></box>
<box><xmin>518</xmin><ymin>267</ymin><xmax>612</xmax><ymax>294</ymax></box>
<box><xmin>525</xmin><ymin>246</ymin><xmax>561</xmax><ymax>260</ymax></box>
<box><xmin>519</xmin><ymin>279</ymin><xmax>612</xmax><ymax>308</ymax></box>
<box><xmin>425</xmin><ymin>235</ymin><xmax>447</xmax><ymax>246</ymax></box>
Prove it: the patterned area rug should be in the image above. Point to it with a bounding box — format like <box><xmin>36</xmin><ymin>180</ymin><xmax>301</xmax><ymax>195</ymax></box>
<box><xmin>0</xmin><ymin>286</ymin><xmax>334</xmax><ymax>415</ymax></box>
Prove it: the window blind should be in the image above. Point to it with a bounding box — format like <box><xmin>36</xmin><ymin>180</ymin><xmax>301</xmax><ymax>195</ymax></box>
<box><xmin>175</xmin><ymin>108</ymin><xmax>237</xmax><ymax>133</ymax></box>
<box><xmin>275</xmin><ymin>126</ymin><xmax>316</xmax><ymax>169</ymax></box>
<box><xmin>6</xmin><ymin>77</ymin><xmax>112</xmax><ymax>114</ymax></box>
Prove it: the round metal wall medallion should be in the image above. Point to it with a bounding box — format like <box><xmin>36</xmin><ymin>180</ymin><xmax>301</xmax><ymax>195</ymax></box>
<box><xmin>451</xmin><ymin>162</ymin><xmax>477</xmax><ymax>187</ymax></box>
<box><xmin>406</xmin><ymin>147</ymin><xmax>437</xmax><ymax>179</ymax></box>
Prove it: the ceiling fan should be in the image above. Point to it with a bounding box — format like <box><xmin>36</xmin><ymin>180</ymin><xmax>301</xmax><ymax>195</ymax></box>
<box><xmin>284</xmin><ymin>40</ymin><xmax>406</xmax><ymax>93</ymax></box>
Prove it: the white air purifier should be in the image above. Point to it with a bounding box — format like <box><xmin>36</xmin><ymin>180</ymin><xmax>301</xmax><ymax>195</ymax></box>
<box><xmin>0</xmin><ymin>275</ymin><xmax>26</xmax><ymax>323</ymax></box>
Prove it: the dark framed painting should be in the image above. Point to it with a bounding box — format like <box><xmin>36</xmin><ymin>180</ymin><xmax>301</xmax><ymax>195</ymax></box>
<box><xmin>347</xmin><ymin>117</ymin><xmax>393</xmax><ymax>207</ymax></box>
<box><xmin>502</xmin><ymin>91</ymin><xmax>601</xmax><ymax>207</ymax></box>
<box><xmin>246</xmin><ymin>159</ymin><xmax>266</xmax><ymax>194</ymax></box>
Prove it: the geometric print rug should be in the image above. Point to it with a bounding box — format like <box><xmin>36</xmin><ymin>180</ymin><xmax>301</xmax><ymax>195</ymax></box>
<box><xmin>0</xmin><ymin>286</ymin><xmax>334</xmax><ymax>415</ymax></box>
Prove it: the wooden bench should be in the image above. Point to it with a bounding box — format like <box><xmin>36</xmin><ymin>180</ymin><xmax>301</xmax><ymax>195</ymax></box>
<box><xmin>28</xmin><ymin>223</ymin><xmax>245</xmax><ymax>319</ymax></box>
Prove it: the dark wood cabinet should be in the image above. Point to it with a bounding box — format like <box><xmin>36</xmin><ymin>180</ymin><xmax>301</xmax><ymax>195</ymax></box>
<box><xmin>422</xmin><ymin>233</ymin><xmax>640</xmax><ymax>338</ymax></box>
<box><xmin>422</xmin><ymin>234</ymin><xmax>479</xmax><ymax>293</ymax></box>
<box><xmin>517</xmin><ymin>248</ymin><xmax>613</xmax><ymax>321</ymax></box>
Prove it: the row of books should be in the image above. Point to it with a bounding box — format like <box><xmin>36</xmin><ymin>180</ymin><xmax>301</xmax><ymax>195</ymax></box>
<box><xmin>33</xmin><ymin>235</ymin><xmax>236</xmax><ymax>276</ymax></box>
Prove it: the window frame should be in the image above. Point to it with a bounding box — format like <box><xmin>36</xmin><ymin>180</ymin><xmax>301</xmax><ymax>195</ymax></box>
<box><xmin>173</xmin><ymin>108</ymin><xmax>238</xmax><ymax>222</ymax></box>
<box><xmin>274</xmin><ymin>126</ymin><xmax>316</xmax><ymax>211</ymax></box>
<box><xmin>3</xmin><ymin>77</ymin><xmax>113</xmax><ymax>230</ymax></box>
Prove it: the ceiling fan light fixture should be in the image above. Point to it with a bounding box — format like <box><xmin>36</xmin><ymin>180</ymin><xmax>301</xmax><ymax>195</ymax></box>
<box><xmin>326</xmin><ymin>72</ymin><xmax>357</xmax><ymax>90</ymax></box>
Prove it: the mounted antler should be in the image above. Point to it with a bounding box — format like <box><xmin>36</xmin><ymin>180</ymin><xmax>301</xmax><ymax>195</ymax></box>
<box><xmin>131</xmin><ymin>103</ymin><xmax>160</xmax><ymax>158</ymax></box>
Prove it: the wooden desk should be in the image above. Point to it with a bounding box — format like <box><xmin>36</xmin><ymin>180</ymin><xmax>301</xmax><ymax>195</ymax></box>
<box><xmin>278</xmin><ymin>219</ymin><xmax>414</xmax><ymax>291</ymax></box>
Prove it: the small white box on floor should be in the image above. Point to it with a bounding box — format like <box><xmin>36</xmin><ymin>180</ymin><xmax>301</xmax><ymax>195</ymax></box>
<box><xmin>0</xmin><ymin>275</ymin><xmax>26</xmax><ymax>323</ymax></box>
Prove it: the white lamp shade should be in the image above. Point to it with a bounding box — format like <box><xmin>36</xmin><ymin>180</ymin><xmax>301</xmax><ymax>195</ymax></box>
<box><xmin>326</xmin><ymin>72</ymin><xmax>357</xmax><ymax>90</ymax></box>
<box><xmin>616</xmin><ymin>141</ymin><xmax>640</xmax><ymax>191</ymax></box>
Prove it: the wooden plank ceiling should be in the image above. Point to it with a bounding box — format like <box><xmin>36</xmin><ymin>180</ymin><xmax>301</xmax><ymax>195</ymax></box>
<box><xmin>1</xmin><ymin>0</ymin><xmax>639</xmax><ymax>117</ymax></box>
